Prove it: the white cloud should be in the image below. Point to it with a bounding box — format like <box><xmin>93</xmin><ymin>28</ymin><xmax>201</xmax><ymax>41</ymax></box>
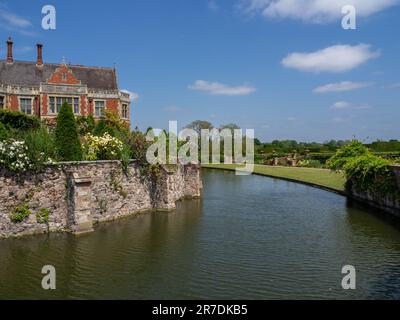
<box><xmin>121</xmin><ymin>89</ymin><xmax>139</xmax><ymax>101</ymax></box>
<box><xmin>0</xmin><ymin>10</ymin><xmax>31</xmax><ymax>28</ymax></box>
<box><xmin>239</xmin><ymin>0</ymin><xmax>398</xmax><ymax>23</ymax></box>
<box><xmin>188</xmin><ymin>80</ymin><xmax>256</xmax><ymax>96</ymax></box>
<box><xmin>208</xmin><ymin>0</ymin><xmax>219</xmax><ymax>12</ymax></box>
<box><xmin>313</xmin><ymin>81</ymin><xmax>373</xmax><ymax>93</ymax></box>
<box><xmin>282</xmin><ymin>44</ymin><xmax>380</xmax><ymax>73</ymax></box>
<box><xmin>287</xmin><ymin>117</ymin><xmax>296</xmax><ymax>121</ymax></box>
<box><xmin>388</xmin><ymin>83</ymin><xmax>400</xmax><ymax>89</ymax></box>
<box><xmin>331</xmin><ymin>101</ymin><xmax>371</xmax><ymax>110</ymax></box>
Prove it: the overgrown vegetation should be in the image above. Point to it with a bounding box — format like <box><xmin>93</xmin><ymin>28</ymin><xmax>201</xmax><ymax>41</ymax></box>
<box><xmin>328</xmin><ymin>140</ymin><xmax>399</xmax><ymax>200</ymax></box>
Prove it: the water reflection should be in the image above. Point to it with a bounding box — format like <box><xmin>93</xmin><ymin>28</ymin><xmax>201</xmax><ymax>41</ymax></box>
<box><xmin>0</xmin><ymin>170</ymin><xmax>399</xmax><ymax>300</ymax></box>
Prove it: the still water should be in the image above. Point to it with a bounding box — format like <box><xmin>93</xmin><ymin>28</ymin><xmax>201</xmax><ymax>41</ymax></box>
<box><xmin>1</xmin><ymin>169</ymin><xmax>400</xmax><ymax>299</ymax></box>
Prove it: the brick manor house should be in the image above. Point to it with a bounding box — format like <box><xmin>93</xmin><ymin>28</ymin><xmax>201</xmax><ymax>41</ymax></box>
<box><xmin>0</xmin><ymin>37</ymin><xmax>131</xmax><ymax>123</ymax></box>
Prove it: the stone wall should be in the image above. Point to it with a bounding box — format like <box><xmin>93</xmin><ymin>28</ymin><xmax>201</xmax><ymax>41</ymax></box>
<box><xmin>0</xmin><ymin>161</ymin><xmax>202</xmax><ymax>239</ymax></box>
<box><xmin>349</xmin><ymin>165</ymin><xmax>400</xmax><ymax>217</ymax></box>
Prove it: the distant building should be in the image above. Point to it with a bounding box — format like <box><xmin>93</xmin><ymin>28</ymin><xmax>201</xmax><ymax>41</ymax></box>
<box><xmin>0</xmin><ymin>37</ymin><xmax>131</xmax><ymax>123</ymax></box>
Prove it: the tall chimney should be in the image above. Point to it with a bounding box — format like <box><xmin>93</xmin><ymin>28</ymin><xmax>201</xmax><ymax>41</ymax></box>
<box><xmin>7</xmin><ymin>37</ymin><xmax>13</xmax><ymax>63</ymax></box>
<box><xmin>37</xmin><ymin>43</ymin><xmax>43</xmax><ymax>66</ymax></box>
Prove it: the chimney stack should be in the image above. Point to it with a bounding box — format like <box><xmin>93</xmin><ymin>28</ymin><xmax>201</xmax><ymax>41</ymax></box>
<box><xmin>6</xmin><ymin>37</ymin><xmax>13</xmax><ymax>63</ymax></box>
<box><xmin>37</xmin><ymin>43</ymin><xmax>43</xmax><ymax>66</ymax></box>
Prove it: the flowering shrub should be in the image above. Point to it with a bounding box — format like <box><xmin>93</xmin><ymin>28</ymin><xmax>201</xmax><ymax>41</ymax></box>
<box><xmin>83</xmin><ymin>133</ymin><xmax>124</xmax><ymax>161</ymax></box>
<box><xmin>0</xmin><ymin>140</ymin><xmax>34</xmax><ymax>172</ymax></box>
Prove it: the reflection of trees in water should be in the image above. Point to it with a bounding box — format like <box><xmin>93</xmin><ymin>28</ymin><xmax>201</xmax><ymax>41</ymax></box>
<box><xmin>344</xmin><ymin>199</ymin><xmax>400</xmax><ymax>300</ymax></box>
<box><xmin>346</xmin><ymin>198</ymin><xmax>400</xmax><ymax>238</ymax></box>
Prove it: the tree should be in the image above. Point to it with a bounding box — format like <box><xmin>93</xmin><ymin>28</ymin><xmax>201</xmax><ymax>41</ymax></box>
<box><xmin>219</xmin><ymin>123</ymin><xmax>240</xmax><ymax>136</ymax></box>
<box><xmin>55</xmin><ymin>102</ymin><xmax>82</xmax><ymax>161</ymax></box>
<box><xmin>185</xmin><ymin>120</ymin><xmax>214</xmax><ymax>135</ymax></box>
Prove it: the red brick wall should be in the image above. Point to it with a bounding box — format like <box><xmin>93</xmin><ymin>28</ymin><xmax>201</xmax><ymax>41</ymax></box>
<box><xmin>41</xmin><ymin>94</ymin><xmax>48</xmax><ymax>116</ymax></box>
<box><xmin>87</xmin><ymin>99</ymin><xmax>93</xmax><ymax>116</ymax></box>
<box><xmin>106</xmin><ymin>99</ymin><xmax>119</xmax><ymax>114</ymax></box>
<box><xmin>9</xmin><ymin>95</ymin><xmax>19</xmax><ymax>111</ymax></box>
<box><xmin>80</xmin><ymin>97</ymin><xmax>86</xmax><ymax>116</ymax></box>
<box><xmin>47</xmin><ymin>65</ymin><xmax>80</xmax><ymax>85</ymax></box>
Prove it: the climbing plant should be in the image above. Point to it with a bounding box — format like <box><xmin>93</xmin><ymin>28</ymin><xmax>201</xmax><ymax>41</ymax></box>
<box><xmin>328</xmin><ymin>140</ymin><xmax>399</xmax><ymax>200</ymax></box>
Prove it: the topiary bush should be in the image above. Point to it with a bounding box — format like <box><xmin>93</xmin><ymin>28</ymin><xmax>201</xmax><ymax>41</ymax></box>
<box><xmin>55</xmin><ymin>102</ymin><xmax>82</xmax><ymax>161</ymax></box>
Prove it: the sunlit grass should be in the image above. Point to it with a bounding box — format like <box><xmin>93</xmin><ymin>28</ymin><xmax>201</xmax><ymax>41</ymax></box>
<box><xmin>202</xmin><ymin>164</ymin><xmax>346</xmax><ymax>192</ymax></box>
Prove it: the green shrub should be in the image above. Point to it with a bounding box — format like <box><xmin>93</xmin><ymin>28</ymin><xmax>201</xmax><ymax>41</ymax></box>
<box><xmin>328</xmin><ymin>140</ymin><xmax>399</xmax><ymax>199</ymax></box>
<box><xmin>76</xmin><ymin>115</ymin><xmax>95</xmax><ymax>135</ymax></box>
<box><xmin>0</xmin><ymin>139</ymin><xmax>34</xmax><ymax>172</ymax></box>
<box><xmin>342</xmin><ymin>154</ymin><xmax>397</xmax><ymax>197</ymax></box>
<box><xmin>0</xmin><ymin>122</ymin><xmax>10</xmax><ymax>141</ymax></box>
<box><xmin>36</xmin><ymin>208</ymin><xmax>50</xmax><ymax>224</ymax></box>
<box><xmin>83</xmin><ymin>133</ymin><xmax>124</xmax><ymax>161</ymax></box>
<box><xmin>11</xmin><ymin>204</ymin><xmax>31</xmax><ymax>223</ymax></box>
<box><xmin>93</xmin><ymin>119</ymin><xmax>115</xmax><ymax>137</ymax></box>
<box><xmin>55</xmin><ymin>102</ymin><xmax>82</xmax><ymax>161</ymax></box>
<box><xmin>17</xmin><ymin>126</ymin><xmax>57</xmax><ymax>170</ymax></box>
<box><xmin>298</xmin><ymin>159</ymin><xmax>323</xmax><ymax>168</ymax></box>
<box><xmin>327</xmin><ymin>140</ymin><xmax>370</xmax><ymax>170</ymax></box>
<box><xmin>0</xmin><ymin>110</ymin><xmax>40</xmax><ymax>131</ymax></box>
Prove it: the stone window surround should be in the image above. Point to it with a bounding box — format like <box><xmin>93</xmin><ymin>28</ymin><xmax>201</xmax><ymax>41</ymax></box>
<box><xmin>48</xmin><ymin>95</ymin><xmax>81</xmax><ymax>115</ymax></box>
<box><xmin>94</xmin><ymin>99</ymin><xmax>106</xmax><ymax>118</ymax></box>
<box><xmin>19</xmin><ymin>96</ymin><xmax>34</xmax><ymax>115</ymax></box>
<box><xmin>122</xmin><ymin>103</ymin><xmax>129</xmax><ymax>119</ymax></box>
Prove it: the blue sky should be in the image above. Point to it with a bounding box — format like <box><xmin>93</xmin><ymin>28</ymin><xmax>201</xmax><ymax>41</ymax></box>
<box><xmin>0</xmin><ymin>0</ymin><xmax>399</xmax><ymax>142</ymax></box>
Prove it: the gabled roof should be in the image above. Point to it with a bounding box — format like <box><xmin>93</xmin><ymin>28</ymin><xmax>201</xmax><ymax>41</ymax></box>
<box><xmin>0</xmin><ymin>60</ymin><xmax>118</xmax><ymax>90</ymax></box>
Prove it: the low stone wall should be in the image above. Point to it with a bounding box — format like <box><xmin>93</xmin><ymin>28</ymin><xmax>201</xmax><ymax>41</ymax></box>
<box><xmin>0</xmin><ymin>161</ymin><xmax>202</xmax><ymax>239</ymax></box>
<box><xmin>349</xmin><ymin>165</ymin><xmax>400</xmax><ymax>217</ymax></box>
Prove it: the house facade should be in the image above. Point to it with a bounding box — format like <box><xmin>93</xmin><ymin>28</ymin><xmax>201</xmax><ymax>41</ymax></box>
<box><xmin>0</xmin><ymin>37</ymin><xmax>131</xmax><ymax>123</ymax></box>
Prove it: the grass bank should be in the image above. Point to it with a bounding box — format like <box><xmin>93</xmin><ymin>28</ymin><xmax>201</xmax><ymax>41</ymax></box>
<box><xmin>202</xmin><ymin>164</ymin><xmax>346</xmax><ymax>194</ymax></box>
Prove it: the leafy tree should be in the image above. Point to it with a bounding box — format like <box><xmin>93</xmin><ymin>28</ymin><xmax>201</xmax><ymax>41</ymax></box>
<box><xmin>220</xmin><ymin>123</ymin><xmax>240</xmax><ymax>133</ymax></box>
<box><xmin>185</xmin><ymin>120</ymin><xmax>213</xmax><ymax>135</ymax></box>
<box><xmin>55</xmin><ymin>102</ymin><xmax>82</xmax><ymax>161</ymax></box>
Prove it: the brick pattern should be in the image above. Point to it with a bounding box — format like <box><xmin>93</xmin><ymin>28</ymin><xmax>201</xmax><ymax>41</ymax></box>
<box><xmin>47</xmin><ymin>65</ymin><xmax>81</xmax><ymax>85</ymax></box>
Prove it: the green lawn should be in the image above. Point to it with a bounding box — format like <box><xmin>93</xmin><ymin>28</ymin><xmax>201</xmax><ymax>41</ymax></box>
<box><xmin>202</xmin><ymin>164</ymin><xmax>346</xmax><ymax>192</ymax></box>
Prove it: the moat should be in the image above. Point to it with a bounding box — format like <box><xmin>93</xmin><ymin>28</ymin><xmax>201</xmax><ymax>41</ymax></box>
<box><xmin>1</xmin><ymin>169</ymin><xmax>400</xmax><ymax>299</ymax></box>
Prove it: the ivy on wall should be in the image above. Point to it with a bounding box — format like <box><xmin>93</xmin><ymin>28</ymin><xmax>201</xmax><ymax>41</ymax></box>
<box><xmin>328</xmin><ymin>140</ymin><xmax>400</xmax><ymax>201</ymax></box>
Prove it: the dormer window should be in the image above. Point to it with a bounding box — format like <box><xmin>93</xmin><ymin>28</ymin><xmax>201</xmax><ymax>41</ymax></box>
<box><xmin>62</xmin><ymin>73</ymin><xmax>67</xmax><ymax>81</ymax></box>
